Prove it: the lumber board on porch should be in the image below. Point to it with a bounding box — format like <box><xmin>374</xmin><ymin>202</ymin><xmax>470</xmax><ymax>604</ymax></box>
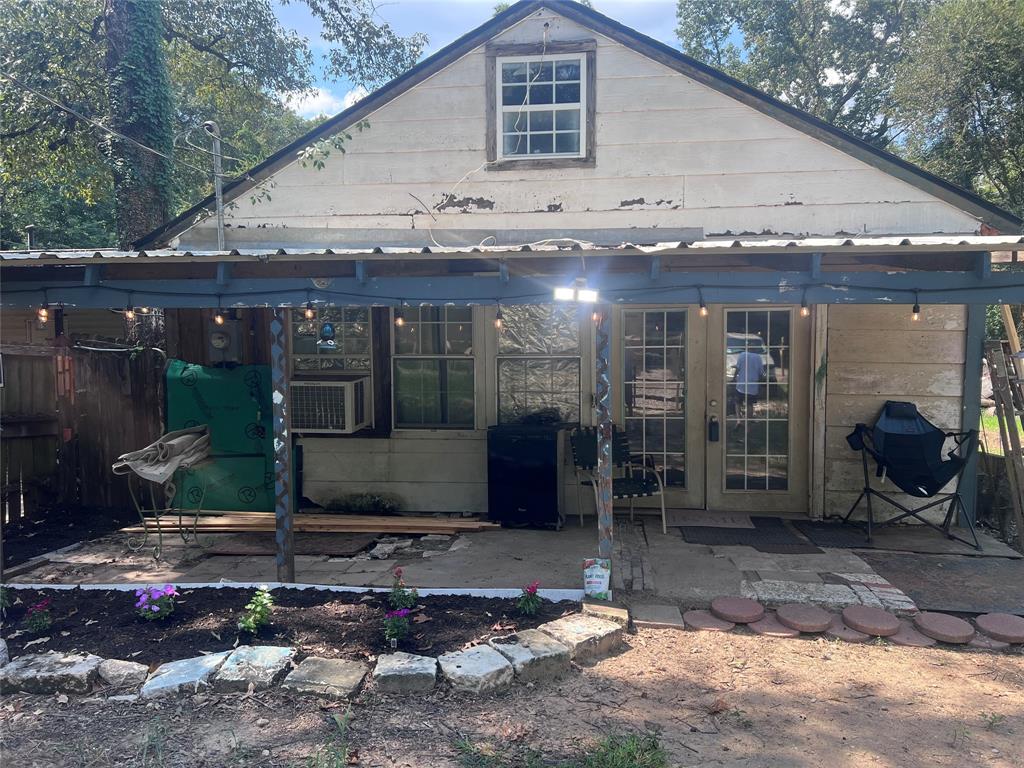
<box><xmin>120</xmin><ymin>512</ymin><xmax>499</xmax><ymax>535</ymax></box>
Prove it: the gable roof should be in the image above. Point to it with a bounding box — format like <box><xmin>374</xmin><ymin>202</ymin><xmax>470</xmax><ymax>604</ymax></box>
<box><xmin>136</xmin><ymin>0</ymin><xmax>1022</xmax><ymax>249</ymax></box>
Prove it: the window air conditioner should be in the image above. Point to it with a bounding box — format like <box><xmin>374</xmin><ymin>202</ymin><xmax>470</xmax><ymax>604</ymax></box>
<box><xmin>289</xmin><ymin>378</ymin><xmax>371</xmax><ymax>434</ymax></box>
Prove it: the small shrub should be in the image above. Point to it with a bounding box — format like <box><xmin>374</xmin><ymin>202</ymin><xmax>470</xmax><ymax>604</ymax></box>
<box><xmin>135</xmin><ymin>584</ymin><xmax>178</xmax><ymax>621</ymax></box>
<box><xmin>387</xmin><ymin>567</ymin><xmax>418</xmax><ymax>610</ymax></box>
<box><xmin>238</xmin><ymin>585</ymin><xmax>274</xmax><ymax>633</ymax></box>
<box><xmin>383</xmin><ymin>608</ymin><xmax>411</xmax><ymax>644</ymax></box>
<box><xmin>516</xmin><ymin>580</ymin><xmax>542</xmax><ymax>616</ymax></box>
<box><xmin>23</xmin><ymin>597</ymin><xmax>53</xmax><ymax>634</ymax></box>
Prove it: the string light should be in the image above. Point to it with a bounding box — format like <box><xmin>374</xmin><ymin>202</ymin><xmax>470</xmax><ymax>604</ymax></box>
<box><xmin>800</xmin><ymin>290</ymin><xmax>810</xmax><ymax>317</ymax></box>
<box><xmin>911</xmin><ymin>291</ymin><xmax>921</xmax><ymax>322</ymax></box>
<box><xmin>304</xmin><ymin>301</ymin><xmax>315</xmax><ymax>320</ymax></box>
<box><xmin>124</xmin><ymin>300</ymin><xmax>135</xmax><ymax>322</ymax></box>
<box><xmin>213</xmin><ymin>311</ymin><xmax>225</xmax><ymax>325</ymax></box>
<box><xmin>494</xmin><ymin>303</ymin><xmax>504</xmax><ymax>330</ymax></box>
<box><xmin>698</xmin><ymin>287</ymin><xmax>708</xmax><ymax>317</ymax></box>
<box><xmin>394</xmin><ymin>301</ymin><xmax>405</xmax><ymax>327</ymax></box>
<box><xmin>37</xmin><ymin>304</ymin><xmax>49</xmax><ymax>324</ymax></box>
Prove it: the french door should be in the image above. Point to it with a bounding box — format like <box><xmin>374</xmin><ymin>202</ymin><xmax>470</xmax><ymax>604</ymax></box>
<box><xmin>615</xmin><ymin>305</ymin><xmax>810</xmax><ymax>514</ymax></box>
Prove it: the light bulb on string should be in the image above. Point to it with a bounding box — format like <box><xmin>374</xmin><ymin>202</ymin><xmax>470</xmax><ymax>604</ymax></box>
<box><xmin>911</xmin><ymin>291</ymin><xmax>921</xmax><ymax>322</ymax></box>
<box><xmin>37</xmin><ymin>304</ymin><xmax>49</xmax><ymax>324</ymax></box>
<box><xmin>494</xmin><ymin>304</ymin><xmax>504</xmax><ymax>330</ymax></box>
<box><xmin>698</xmin><ymin>288</ymin><xmax>708</xmax><ymax>318</ymax></box>
<box><xmin>304</xmin><ymin>301</ymin><xmax>315</xmax><ymax>320</ymax></box>
<box><xmin>124</xmin><ymin>301</ymin><xmax>135</xmax><ymax>322</ymax></box>
<box><xmin>800</xmin><ymin>291</ymin><xmax>810</xmax><ymax>318</ymax></box>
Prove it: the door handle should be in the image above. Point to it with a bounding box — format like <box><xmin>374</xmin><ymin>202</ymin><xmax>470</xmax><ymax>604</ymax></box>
<box><xmin>708</xmin><ymin>415</ymin><xmax>720</xmax><ymax>442</ymax></box>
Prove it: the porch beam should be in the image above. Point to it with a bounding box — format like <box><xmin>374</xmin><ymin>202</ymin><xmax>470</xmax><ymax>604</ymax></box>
<box><xmin>959</xmin><ymin>303</ymin><xmax>985</xmax><ymax>527</ymax></box>
<box><xmin>215</xmin><ymin>262</ymin><xmax>232</xmax><ymax>286</ymax></box>
<box><xmin>270</xmin><ymin>309</ymin><xmax>295</xmax><ymax>582</ymax></box>
<box><xmin>5</xmin><ymin>269</ymin><xmax>1023</xmax><ymax>309</ymax></box>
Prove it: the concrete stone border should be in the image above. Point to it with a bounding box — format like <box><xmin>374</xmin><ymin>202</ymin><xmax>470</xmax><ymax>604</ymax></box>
<box><xmin>1</xmin><ymin>586</ymin><xmax>621</xmax><ymax>700</ymax></box>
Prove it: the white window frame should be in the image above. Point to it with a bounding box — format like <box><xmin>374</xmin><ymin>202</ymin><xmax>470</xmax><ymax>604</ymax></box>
<box><xmin>495</xmin><ymin>53</ymin><xmax>588</xmax><ymax>161</ymax></box>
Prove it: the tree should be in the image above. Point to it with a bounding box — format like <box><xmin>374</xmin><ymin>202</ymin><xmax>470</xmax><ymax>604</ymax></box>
<box><xmin>893</xmin><ymin>0</ymin><xmax>1024</xmax><ymax>217</ymax></box>
<box><xmin>0</xmin><ymin>0</ymin><xmax>426</xmax><ymax>248</ymax></box>
<box><xmin>676</xmin><ymin>0</ymin><xmax>930</xmax><ymax>146</ymax></box>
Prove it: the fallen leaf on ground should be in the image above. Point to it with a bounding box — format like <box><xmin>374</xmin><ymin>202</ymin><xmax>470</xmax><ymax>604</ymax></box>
<box><xmin>412</xmin><ymin>614</ymin><xmax>431</xmax><ymax>624</ymax></box>
<box><xmin>24</xmin><ymin>637</ymin><xmax>50</xmax><ymax>648</ymax></box>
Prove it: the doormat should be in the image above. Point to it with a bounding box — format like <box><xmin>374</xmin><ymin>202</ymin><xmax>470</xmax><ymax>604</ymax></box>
<box><xmin>206</xmin><ymin>532</ymin><xmax>377</xmax><ymax>557</ymax></box>
<box><xmin>679</xmin><ymin>517</ymin><xmax>822</xmax><ymax>554</ymax></box>
<box><xmin>791</xmin><ymin>521</ymin><xmax>868</xmax><ymax>548</ymax></box>
<box><xmin>859</xmin><ymin>551</ymin><xmax>1024</xmax><ymax>614</ymax></box>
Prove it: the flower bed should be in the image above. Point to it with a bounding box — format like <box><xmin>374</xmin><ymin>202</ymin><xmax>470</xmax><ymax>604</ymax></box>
<box><xmin>2</xmin><ymin>587</ymin><xmax>577</xmax><ymax>666</ymax></box>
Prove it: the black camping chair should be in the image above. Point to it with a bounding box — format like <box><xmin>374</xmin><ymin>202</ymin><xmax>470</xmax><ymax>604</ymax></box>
<box><xmin>570</xmin><ymin>426</ymin><xmax>666</xmax><ymax>534</ymax></box>
<box><xmin>844</xmin><ymin>401</ymin><xmax>981</xmax><ymax>550</ymax></box>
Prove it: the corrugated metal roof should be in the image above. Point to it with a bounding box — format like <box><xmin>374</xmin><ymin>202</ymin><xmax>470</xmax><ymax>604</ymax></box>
<box><xmin>1</xmin><ymin>234</ymin><xmax>1021</xmax><ymax>265</ymax></box>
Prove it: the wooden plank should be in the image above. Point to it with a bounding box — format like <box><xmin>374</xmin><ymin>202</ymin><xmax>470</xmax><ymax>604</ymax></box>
<box><xmin>827</xmin><ymin>303</ymin><xmax>966</xmax><ymax>332</ymax></box>
<box><xmin>827</xmin><ymin>329</ymin><xmax>965</xmax><ymax>365</ymax></box>
<box><xmin>810</xmin><ymin>304</ymin><xmax>828</xmax><ymax>520</ymax></box>
<box><xmin>827</xmin><ymin>363</ymin><xmax>964</xmax><ymax>398</ymax></box>
<box><xmin>826</xmin><ymin>395</ymin><xmax>962</xmax><ymax>430</ymax></box>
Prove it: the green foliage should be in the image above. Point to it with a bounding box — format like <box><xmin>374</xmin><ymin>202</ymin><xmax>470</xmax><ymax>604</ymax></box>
<box><xmin>516</xmin><ymin>580</ymin><xmax>542</xmax><ymax>616</ymax></box>
<box><xmin>301</xmin><ymin>711</ymin><xmax>352</xmax><ymax>768</ymax></box>
<box><xmin>298</xmin><ymin>120</ymin><xmax>370</xmax><ymax>170</ymax></box>
<box><xmin>0</xmin><ymin>586</ymin><xmax>10</xmax><ymax>619</ymax></box>
<box><xmin>23</xmin><ymin>597</ymin><xmax>53</xmax><ymax>634</ymax></box>
<box><xmin>0</xmin><ymin>0</ymin><xmax>425</xmax><ymax>248</ymax></box>
<box><xmin>388</xmin><ymin>567</ymin><xmax>418</xmax><ymax>610</ymax></box>
<box><xmin>676</xmin><ymin>0</ymin><xmax>930</xmax><ymax>146</ymax></box>
<box><xmin>893</xmin><ymin>0</ymin><xmax>1024</xmax><ymax>216</ymax></box>
<box><xmin>237</xmin><ymin>586</ymin><xmax>274</xmax><ymax>633</ymax></box>
<box><xmin>455</xmin><ymin>733</ymin><xmax>666</xmax><ymax>768</ymax></box>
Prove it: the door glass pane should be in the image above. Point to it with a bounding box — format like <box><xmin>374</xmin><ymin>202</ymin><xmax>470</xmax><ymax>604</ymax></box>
<box><xmin>724</xmin><ymin>309</ymin><xmax>790</xmax><ymax>491</ymax></box>
<box><xmin>622</xmin><ymin>309</ymin><xmax>686</xmax><ymax>487</ymax></box>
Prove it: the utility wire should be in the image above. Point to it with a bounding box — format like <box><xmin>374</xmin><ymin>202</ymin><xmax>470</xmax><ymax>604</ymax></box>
<box><xmin>1</xmin><ymin>70</ymin><xmax>215</xmax><ymax>178</ymax></box>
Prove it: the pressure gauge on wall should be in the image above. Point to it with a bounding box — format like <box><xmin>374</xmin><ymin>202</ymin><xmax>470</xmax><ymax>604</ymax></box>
<box><xmin>210</xmin><ymin>330</ymin><xmax>232</xmax><ymax>351</ymax></box>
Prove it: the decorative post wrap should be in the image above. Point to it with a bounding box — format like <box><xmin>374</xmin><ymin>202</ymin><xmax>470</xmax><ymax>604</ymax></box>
<box><xmin>594</xmin><ymin>304</ymin><xmax>614</xmax><ymax>561</ymax></box>
<box><xmin>270</xmin><ymin>308</ymin><xmax>295</xmax><ymax>582</ymax></box>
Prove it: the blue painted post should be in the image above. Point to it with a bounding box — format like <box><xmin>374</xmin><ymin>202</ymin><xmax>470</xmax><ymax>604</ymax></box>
<box><xmin>594</xmin><ymin>304</ymin><xmax>614</xmax><ymax>561</ymax></box>
<box><xmin>959</xmin><ymin>303</ymin><xmax>985</xmax><ymax>526</ymax></box>
<box><xmin>270</xmin><ymin>309</ymin><xmax>295</xmax><ymax>582</ymax></box>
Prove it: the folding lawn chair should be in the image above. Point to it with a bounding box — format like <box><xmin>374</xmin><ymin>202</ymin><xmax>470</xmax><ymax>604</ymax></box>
<box><xmin>843</xmin><ymin>400</ymin><xmax>981</xmax><ymax>550</ymax></box>
<box><xmin>570</xmin><ymin>426</ymin><xmax>667</xmax><ymax>534</ymax></box>
<box><xmin>112</xmin><ymin>425</ymin><xmax>212</xmax><ymax>558</ymax></box>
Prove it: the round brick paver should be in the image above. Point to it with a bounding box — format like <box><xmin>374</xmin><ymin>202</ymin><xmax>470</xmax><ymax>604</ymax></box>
<box><xmin>748</xmin><ymin>612</ymin><xmax>800</xmax><ymax>638</ymax></box>
<box><xmin>776</xmin><ymin>603</ymin><xmax>832</xmax><ymax>633</ymax></box>
<box><xmin>968</xmin><ymin>634</ymin><xmax>1010</xmax><ymax>651</ymax></box>
<box><xmin>913</xmin><ymin>612</ymin><xmax>975</xmax><ymax>644</ymax></box>
<box><xmin>974</xmin><ymin>613</ymin><xmax>1024</xmax><ymax>644</ymax></box>
<box><xmin>841</xmin><ymin>605</ymin><xmax>900</xmax><ymax>637</ymax></box>
<box><xmin>710</xmin><ymin>596</ymin><xmax>765</xmax><ymax>624</ymax></box>
<box><xmin>683</xmin><ymin>609</ymin><xmax>735</xmax><ymax>632</ymax></box>
<box><xmin>825</xmin><ymin>615</ymin><xmax>870</xmax><ymax>643</ymax></box>
<box><xmin>889</xmin><ymin>620</ymin><xmax>937</xmax><ymax>648</ymax></box>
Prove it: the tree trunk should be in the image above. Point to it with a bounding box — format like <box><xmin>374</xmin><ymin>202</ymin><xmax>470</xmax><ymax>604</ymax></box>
<box><xmin>103</xmin><ymin>0</ymin><xmax>173</xmax><ymax>249</ymax></box>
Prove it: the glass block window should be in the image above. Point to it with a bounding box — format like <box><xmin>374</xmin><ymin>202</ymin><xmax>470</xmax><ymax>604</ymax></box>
<box><xmin>497</xmin><ymin>304</ymin><xmax>581</xmax><ymax>423</ymax></box>
<box><xmin>393</xmin><ymin>307</ymin><xmax>474</xmax><ymax>428</ymax></box>
<box><xmin>291</xmin><ymin>307</ymin><xmax>371</xmax><ymax>374</ymax></box>
<box><xmin>498</xmin><ymin>56</ymin><xmax>585</xmax><ymax>159</ymax></box>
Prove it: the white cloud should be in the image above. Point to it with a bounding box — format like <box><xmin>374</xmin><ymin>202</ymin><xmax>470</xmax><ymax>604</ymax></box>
<box><xmin>342</xmin><ymin>85</ymin><xmax>369</xmax><ymax>109</ymax></box>
<box><xmin>284</xmin><ymin>88</ymin><xmax>346</xmax><ymax>118</ymax></box>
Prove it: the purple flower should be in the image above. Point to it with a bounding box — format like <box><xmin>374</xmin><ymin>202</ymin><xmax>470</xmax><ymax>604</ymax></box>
<box><xmin>150</xmin><ymin>605</ymin><xmax>160</xmax><ymax>612</ymax></box>
<box><xmin>135</xmin><ymin>589</ymin><xmax>144</xmax><ymax>597</ymax></box>
<box><xmin>385</xmin><ymin>608</ymin><xmax>411</xmax><ymax>619</ymax></box>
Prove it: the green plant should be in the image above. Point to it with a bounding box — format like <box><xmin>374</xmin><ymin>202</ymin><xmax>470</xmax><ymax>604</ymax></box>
<box><xmin>516</xmin><ymin>580</ymin><xmax>542</xmax><ymax>616</ymax></box>
<box><xmin>135</xmin><ymin>585</ymin><xmax>178</xmax><ymax>621</ymax></box>
<box><xmin>981</xmin><ymin>711</ymin><xmax>1006</xmax><ymax>730</ymax></box>
<box><xmin>0</xmin><ymin>586</ymin><xmax>10</xmax><ymax>619</ymax></box>
<box><xmin>23</xmin><ymin>597</ymin><xmax>53</xmax><ymax>634</ymax></box>
<box><xmin>238</xmin><ymin>586</ymin><xmax>274</xmax><ymax>633</ymax></box>
<box><xmin>384</xmin><ymin>608</ymin><xmax>411</xmax><ymax>644</ymax></box>
<box><xmin>303</xmin><ymin>711</ymin><xmax>352</xmax><ymax>768</ymax></box>
<box><xmin>387</xmin><ymin>567</ymin><xmax>418</xmax><ymax>610</ymax></box>
<box><xmin>455</xmin><ymin>733</ymin><xmax>666</xmax><ymax>768</ymax></box>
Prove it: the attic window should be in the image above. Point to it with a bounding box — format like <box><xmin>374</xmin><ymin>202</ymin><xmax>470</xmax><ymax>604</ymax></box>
<box><xmin>499</xmin><ymin>56</ymin><xmax>585</xmax><ymax>158</ymax></box>
<box><xmin>486</xmin><ymin>41</ymin><xmax>596</xmax><ymax>169</ymax></box>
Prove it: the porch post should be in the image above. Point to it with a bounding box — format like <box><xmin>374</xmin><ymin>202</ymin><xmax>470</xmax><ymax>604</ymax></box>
<box><xmin>594</xmin><ymin>304</ymin><xmax>614</xmax><ymax>560</ymax></box>
<box><xmin>959</xmin><ymin>302</ymin><xmax>985</xmax><ymax>527</ymax></box>
<box><xmin>270</xmin><ymin>308</ymin><xmax>295</xmax><ymax>582</ymax></box>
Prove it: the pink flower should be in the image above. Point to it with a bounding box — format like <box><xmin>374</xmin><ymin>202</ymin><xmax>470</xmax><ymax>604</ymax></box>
<box><xmin>393</xmin><ymin>567</ymin><xmax>403</xmax><ymax>579</ymax></box>
<box><xmin>524</xmin><ymin>580</ymin><xmax>540</xmax><ymax>595</ymax></box>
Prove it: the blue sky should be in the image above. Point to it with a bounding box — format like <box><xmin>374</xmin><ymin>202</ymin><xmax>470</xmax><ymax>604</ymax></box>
<box><xmin>275</xmin><ymin>1</ymin><xmax>682</xmax><ymax>117</ymax></box>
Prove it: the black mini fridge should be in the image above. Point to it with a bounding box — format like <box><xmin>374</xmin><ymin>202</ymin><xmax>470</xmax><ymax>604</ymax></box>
<box><xmin>486</xmin><ymin>424</ymin><xmax>565</xmax><ymax>529</ymax></box>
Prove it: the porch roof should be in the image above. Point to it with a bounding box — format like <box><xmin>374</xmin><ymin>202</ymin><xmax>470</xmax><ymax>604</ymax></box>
<box><xmin>2</xmin><ymin>233</ymin><xmax>1022</xmax><ymax>265</ymax></box>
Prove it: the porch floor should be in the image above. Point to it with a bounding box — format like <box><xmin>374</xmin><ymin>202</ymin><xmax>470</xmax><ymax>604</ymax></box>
<box><xmin>7</xmin><ymin>511</ymin><xmax>1020</xmax><ymax>615</ymax></box>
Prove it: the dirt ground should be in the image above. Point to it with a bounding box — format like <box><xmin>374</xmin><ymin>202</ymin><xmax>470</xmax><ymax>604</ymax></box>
<box><xmin>2</xmin><ymin>627</ymin><xmax>1021</xmax><ymax>768</ymax></box>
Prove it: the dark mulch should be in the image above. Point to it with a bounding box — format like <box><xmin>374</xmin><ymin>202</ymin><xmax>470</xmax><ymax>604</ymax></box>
<box><xmin>1</xmin><ymin>587</ymin><xmax>576</xmax><ymax>667</ymax></box>
<box><xmin>2</xmin><ymin>506</ymin><xmax>140</xmax><ymax>568</ymax></box>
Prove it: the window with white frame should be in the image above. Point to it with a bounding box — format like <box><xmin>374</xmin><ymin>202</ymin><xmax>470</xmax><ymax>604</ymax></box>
<box><xmin>498</xmin><ymin>55</ymin><xmax>586</xmax><ymax>159</ymax></box>
<box><xmin>496</xmin><ymin>304</ymin><xmax>581</xmax><ymax>423</ymax></box>
<box><xmin>392</xmin><ymin>307</ymin><xmax>475</xmax><ymax>428</ymax></box>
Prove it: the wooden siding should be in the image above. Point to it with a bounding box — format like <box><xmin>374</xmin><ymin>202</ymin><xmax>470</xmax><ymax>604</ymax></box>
<box><xmin>823</xmin><ymin>305</ymin><xmax>967</xmax><ymax>522</ymax></box>
<box><xmin>178</xmin><ymin>9</ymin><xmax>979</xmax><ymax>249</ymax></box>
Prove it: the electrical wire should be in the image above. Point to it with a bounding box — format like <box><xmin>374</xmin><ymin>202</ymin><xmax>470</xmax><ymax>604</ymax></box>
<box><xmin>1</xmin><ymin>70</ymin><xmax>214</xmax><ymax>178</ymax></box>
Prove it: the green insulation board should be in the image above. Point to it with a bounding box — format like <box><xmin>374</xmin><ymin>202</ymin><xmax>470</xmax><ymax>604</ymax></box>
<box><xmin>166</xmin><ymin>359</ymin><xmax>273</xmax><ymax>511</ymax></box>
